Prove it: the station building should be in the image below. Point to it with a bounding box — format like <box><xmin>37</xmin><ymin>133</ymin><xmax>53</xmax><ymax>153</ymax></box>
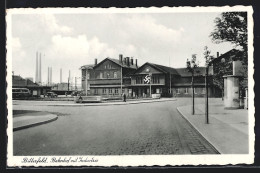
<box><xmin>80</xmin><ymin>54</ymin><xmax>217</xmax><ymax>98</ymax></box>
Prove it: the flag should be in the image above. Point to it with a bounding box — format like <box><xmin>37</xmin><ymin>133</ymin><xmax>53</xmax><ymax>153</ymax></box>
<box><xmin>144</xmin><ymin>75</ymin><xmax>151</xmax><ymax>84</ymax></box>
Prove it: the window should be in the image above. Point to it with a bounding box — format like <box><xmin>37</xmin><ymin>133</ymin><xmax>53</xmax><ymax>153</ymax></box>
<box><xmin>185</xmin><ymin>88</ymin><xmax>188</xmax><ymax>94</ymax></box>
<box><xmin>107</xmin><ymin>72</ymin><xmax>110</xmax><ymax>78</ymax></box>
<box><xmin>94</xmin><ymin>89</ymin><xmax>98</xmax><ymax>95</ymax></box>
<box><xmin>152</xmin><ymin>76</ymin><xmax>159</xmax><ymax>84</ymax></box>
<box><xmin>109</xmin><ymin>88</ymin><xmax>113</xmax><ymax>94</ymax></box>
<box><xmin>114</xmin><ymin>72</ymin><xmax>117</xmax><ymax>78</ymax></box>
<box><xmin>102</xmin><ymin>88</ymin><xmax>106</xmax><ymax>94</ymax></box>
<box><xmin>115</xmin><ymin>88</ymin><xmax>118</xmax><ymax>94</ymax></box>
<box><xmin>194</xmin><ymin>88</ymin><xmax>197</xmax><ymax>94</ymax></box>
<box><xmin>176</xmin><ymin>88</ymin><xmax>180</xmax><ymax>94</ymax></box>
<box><xmin>104</xmin><ymin>65</ymin><xmax>107</xmax><ymax>69</ymax></box>
<box><xmin>100</xmin><ymin>72</ymin><xmax>103</xmax><ymax>79</ymax></box>
<box><xmin>136</xmin><ymin>76</ymin><xmax>143</xmax><ymax>84</ymax></box>
<box><xmin>87</xmin><ymin>73</ymin><xmax>90</xmax><ymax>79</ymax></box>
<box><xmin>202</xmin><ymin>88</ymin><xmax>205</xmax><ymax>94</ymax></box>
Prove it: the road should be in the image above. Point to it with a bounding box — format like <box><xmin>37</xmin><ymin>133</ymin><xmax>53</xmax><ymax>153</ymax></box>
<box><xmin>13</xmin><ymin>98</ymin><xmax>219</xmax><ymax>155</ymax></box>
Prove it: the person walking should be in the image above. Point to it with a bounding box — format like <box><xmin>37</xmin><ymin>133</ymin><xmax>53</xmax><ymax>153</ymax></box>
<box><xmin>122</xmin><ymin>93</ymin><xmax>126</xmax><ymax>102</ymax></box>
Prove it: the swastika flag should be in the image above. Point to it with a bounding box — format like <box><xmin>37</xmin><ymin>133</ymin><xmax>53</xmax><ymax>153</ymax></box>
<box><xmin>144</xmin><ymin>75</ymin><xmax>151</xmax><ymax>84</ymax></box>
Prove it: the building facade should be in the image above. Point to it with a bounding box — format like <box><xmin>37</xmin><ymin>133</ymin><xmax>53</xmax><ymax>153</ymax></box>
<box><xmin>81</xmin><ymin>55</ymin><xmax>217</xmax><ymax>98</ymax></box>
<box><xmin>12</xmin><ymin>75</ymin><xmax>51</xmax><ymax>96</ymax></box>
<box><xmin>80</xmin><ymin>55</ymin><xmax>138</xmax><ymax>97</ymax></box>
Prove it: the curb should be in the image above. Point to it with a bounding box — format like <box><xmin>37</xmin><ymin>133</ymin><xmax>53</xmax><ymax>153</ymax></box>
<box><xmin>13</xmin><ymin>115</ymin><xmax>58</xmax><ymax>132</ymax></box>
<box><xmin>46</xmin><ymin>99</ymin><xmax>177</xmax><ymax>107</ymax></box>
<box><xmin>176</xmin><ymin>106</ymin><xmax>221</xmax><ymax>154</ymax></box>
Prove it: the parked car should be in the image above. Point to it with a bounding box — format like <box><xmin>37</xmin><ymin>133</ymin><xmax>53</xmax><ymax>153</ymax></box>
<box><xmin>71</xmin><ymin>91</ymin><xmax>83</xmax><ymax>96</ymax></box>
<box><xmin>46</xmin><ymin>92</ymin><xmax>58</xmax><ymax>98</ymax></box>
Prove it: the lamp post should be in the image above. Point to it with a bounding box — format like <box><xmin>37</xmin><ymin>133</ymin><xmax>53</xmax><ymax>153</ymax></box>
<box><xmin>204</xmin><ymin>46</ymin><xmax>214</xmax><ymax>124</ymax></box>
<box><xmin>205</xmin><ymin>64</ymin><xmax>209</xmax><ymax>124</ymax></box>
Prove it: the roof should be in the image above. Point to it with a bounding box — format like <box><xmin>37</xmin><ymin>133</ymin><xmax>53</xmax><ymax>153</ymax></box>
<box><xmin>132</xmin><ymin>62</ymin><xmax>179</xmax><ymax>75</ymax></box>
<box><xmin>82</xmin><ymin>58</ymin><xmax>138</xmax><ymax>70</ymax></box>
<box><xmin>175</xmin><ymin>67</ymin><xmax>213</xmax><ymax>77</ymax></box>
<box><xmin>211</xmin><ymin>49</ymin><xmax>243</xmax><ymax>63</ymax></box>
<box><xmin>80</xmin><ymin>64</ymin><xmax>94</xmax><ymax>70</ymax></box>
<box><xmin>106</xmin><ymin>58</ymin><xmax>137</xmax><ymax>69</ymax></box>
<box><xmin>133</xmin><ymin>62</ymin><xmax>212</xmax><ymax>77</ymax></box>
<box><xmin>148</xmin><ymin>63</ymin><xmax>179</xmax><ymax>75</ymax></box>
<box><xmin>12</xmin><ymin>75</ymin><xmax>40</xmax><ymax>87</ymax></box>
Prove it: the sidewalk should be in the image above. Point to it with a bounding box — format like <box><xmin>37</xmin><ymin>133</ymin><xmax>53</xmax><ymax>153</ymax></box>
<box><xmin>177</xmin><ymin>103</ymin><xmax>249</xmax><ymax>154</ymax></box>
<box><xmin>46</xmin><ymin>98</ymin><xmax>177</xmax><ymax>106</ymax></box>
<box><xmin>13</xmin><ymin>112</ymin><xmax>58</xmax><ymax>131</ymax></box>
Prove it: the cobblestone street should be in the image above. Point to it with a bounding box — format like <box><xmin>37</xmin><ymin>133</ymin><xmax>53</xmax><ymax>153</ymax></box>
<box><xmin>13</xmin><ymin>98</ymin><xmax>219</xmax><ymax>155</ymax></box>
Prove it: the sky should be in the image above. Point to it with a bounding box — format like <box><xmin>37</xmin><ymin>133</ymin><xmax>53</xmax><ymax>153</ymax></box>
<box><xmin>11</xmin><ymin>12</ymin><xmax>235</xmax><ymax>85</ymax></box>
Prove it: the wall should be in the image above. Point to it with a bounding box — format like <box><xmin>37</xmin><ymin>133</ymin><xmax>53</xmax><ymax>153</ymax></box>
<box><xmin>172</xmin><ymin>87</ymin><xmax>214</xmax><ymax>97</ymax></box>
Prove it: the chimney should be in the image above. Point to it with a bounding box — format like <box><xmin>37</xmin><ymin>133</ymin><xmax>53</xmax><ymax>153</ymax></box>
<box><xmin>217</xmin><ymin>52</ymin><xmax>219</xmax><ymax>58</ymax></box>
<box><xmin>35</xmin><ymin>52</ymin><xmax>38</xmax><ymax>83</ymax></box>
<box><xmin>119</xmin><ymin>54</ymin><xmax>123</xmax><ymax>64</ymax></box>
<box><xmin>124</xmin><ymin>57</ymin><xmax>127</xmax><ymax>65</ymax></box>
<box><xmin>135</xmin><ymin>59</ymin><xmax>138</xmax><ymax>67</ymax></box>
<box><xmin>94</xmin><ymin>58</ymin><xmax>98</xmax><ymax>66</ymax></box>
<box><xmin>39</xmin><ymin>53</ymin><xmax>41</xmax><ymax>84</ymax></box>
<box><xmin>126</xmin><ymin>57</ymin><xmax>130</xmax><ymax>66</ymax></box>
<box><xmin>130</xmin><ymin>57</ymin><xmax>133</xmax><ymax>65</ymax></box>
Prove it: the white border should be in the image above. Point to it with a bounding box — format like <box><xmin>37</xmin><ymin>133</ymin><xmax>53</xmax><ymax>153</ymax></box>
<box><xmin>6</xmin><ymin>6</ymin><xmax>254</xmax><ymax>167</ymax></box>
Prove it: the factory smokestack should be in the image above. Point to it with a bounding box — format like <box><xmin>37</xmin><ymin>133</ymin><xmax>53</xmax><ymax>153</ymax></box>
<box><xmin>39</xmin><ymin>53</ymin><xmax>42</xmax><ymax>84</ymax></box>
<box><xmin>60</xmin><ymin>68</ymin><xmax>62</xmax><ymax>83</ymax></box>
<box><xmin>47</xmin><ymin>67</ymin><xmax>49</xmax><ymax>85</ymax></box>
<box><xmin>35</xmin><ymin>52</ymin><xmax>38</xmax><ymax>83</ymax></box>
<box><xmin>50</xmin><ymin>67</ymin><xmax>52</xmax><ymax>85</ymax></box>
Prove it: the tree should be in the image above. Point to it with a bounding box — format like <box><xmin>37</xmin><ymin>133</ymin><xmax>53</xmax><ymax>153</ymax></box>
<box><xmin>186</xmin><ymin>54</ymin><xmax>199</xmax><ymax>115</ymax></box>
<box><xmin>210</xmin><ymin>12</ymin><xmax>248</xmax><ymax>64</ymax></box>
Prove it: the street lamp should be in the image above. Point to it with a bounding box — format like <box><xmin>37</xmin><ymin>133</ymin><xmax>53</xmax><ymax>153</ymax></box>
<box><xmin>205</xmin><ymin>61</ymin><xmax>210</xmax><ymax>124</ymax></box>
<box><xmin>204</xmin><ymin>46</ymin><xmax>214</xmax><ymax>124</ymax></box>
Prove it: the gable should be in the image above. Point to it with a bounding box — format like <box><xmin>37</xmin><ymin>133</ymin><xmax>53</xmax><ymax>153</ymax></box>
<box><xmin>135</xmin><ymin>64</ymin><xmax>164</xmax><ymax>74</ymax></box>
<box><xmin>94</xmin><ymin>59</ymin><xmax>121</xmax><ymax>71</ymax></box>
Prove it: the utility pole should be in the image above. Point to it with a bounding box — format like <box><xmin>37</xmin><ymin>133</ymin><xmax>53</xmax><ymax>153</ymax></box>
<box><xmin>169</xmin><ymin>57</ymin><xmax>171</xmax><ymax>94</ymax></box>
<box><xmin>121</xmin><ymin>66</ymin><xmax>123</xmax><ymax>95</ymax></box>
<box><xmin>149</xmin><ymin>73</ymin><xmax>152</xmax><ymax>97</ymax></box>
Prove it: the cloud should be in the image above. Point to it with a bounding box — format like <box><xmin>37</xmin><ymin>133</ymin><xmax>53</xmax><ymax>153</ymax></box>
<box><xmin>39</xmin><ymin>14</ymin><xmax>73</xmax><ymax>34</ymax></box>
<box><xmin>11</xmin><ymin>13</ymin><xmax>235</xmax><ymax>83</ymax></box>
<box><xmin>12</xmin><ymin>37</ymin><xmax>26</xmax><ymax>58</ymax></box>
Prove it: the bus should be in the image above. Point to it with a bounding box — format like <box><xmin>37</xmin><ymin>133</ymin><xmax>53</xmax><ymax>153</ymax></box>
<box><xmin>12</xmin><ymin>88</ymin><xmax>31</xmax><ymax>98</ymax></box>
